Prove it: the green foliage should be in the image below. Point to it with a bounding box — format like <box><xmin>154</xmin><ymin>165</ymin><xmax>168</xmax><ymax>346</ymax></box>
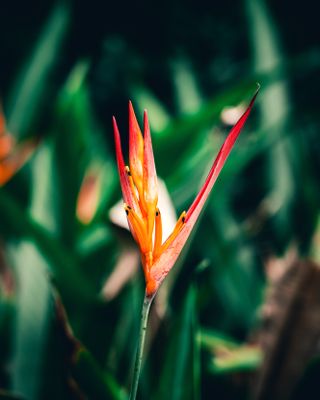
<box><xmin>1</xmin><ymin>0</ymin><xmax>319</xmax><ymax>399</ymax></box>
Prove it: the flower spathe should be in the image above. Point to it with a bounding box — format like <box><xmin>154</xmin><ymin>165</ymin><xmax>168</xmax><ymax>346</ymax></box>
<box><xmin>113</xmin><ymin>88</ymin><xmax>259</xmax><ymax>297</ymax></box>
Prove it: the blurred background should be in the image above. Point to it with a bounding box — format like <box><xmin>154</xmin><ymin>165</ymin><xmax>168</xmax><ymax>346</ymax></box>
<box><xmin>0</xmin><ymin>0</ymin><xmax>320</xmax><ymax>399</ymax></box>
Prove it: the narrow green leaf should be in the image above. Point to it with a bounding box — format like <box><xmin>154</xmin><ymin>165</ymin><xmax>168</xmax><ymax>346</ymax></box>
<box><xmin>211</xmin><ymin>345</ymin><xmax>263</xmax><ymax>375</ymax></box>
<box><xmin>246</xmin><ymin>0</ymin><xmax>294</xmax><ymax>245</ymax></box>
<box><xmin>198</xmin><ymin>329</ymin><xmax>239</xmax><ymax>352</ymax></box>
<box><xmin>9</xmin><ymin>241</ymin><xmax>51</xmax><ymax>399</ymax></box>
<box><xmin>29</xmin><ymin>139</ymin><xmax>59</xmax><ymax>234</ymax></box>
<box><xmin>0</xmin><ymin>299</ymin><xmax>15</xmax><ymax>385</ymax></box>
<box><xmin>53</xmin><ymin>61</ymin><xmax>97</xmax><ymax>248</ymax></box>
<box><xmin>199</xmin><ymin>328</ymin><xmax>262</xmax><ymax>374</ymax></box>
<box><xmin>0</xmin><ymin>188</ymin><xmax>95</xmax><ymax>300</ymax></box>
<box><xmin>155</xmin><ymin>287</ymin><xmax>196</xmax><ymax>400</ymax></box>
<box><xmin>73</xmin><ymin>348</ymin><xmax>127</xmax><ymax>400</ymax></box>
<box><xmin>6</xmin><ymin>3</ymin><xmax>69</xmax><ymax>136</ymax></box>
<box><xmin>191</xmin><ymin>285</ymin><xmax>201</xmax><ymax>400</ymax></box>
<box><xmin>171</xmin><ymin>57</ymin><xmax>202</xmax><ymax>114</ymax></box>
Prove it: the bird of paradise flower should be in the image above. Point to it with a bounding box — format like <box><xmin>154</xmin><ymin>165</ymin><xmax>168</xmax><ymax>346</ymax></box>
<box><xmin>112</xmin><ymin>87</ymin><xmax>259</xmax><ymax>399</ymax></box>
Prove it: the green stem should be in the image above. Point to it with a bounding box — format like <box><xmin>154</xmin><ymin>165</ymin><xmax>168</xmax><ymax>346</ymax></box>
<box><xmin>129</xmin><ymin>294</ymin><xmax>153</xmax><ymax>400</ymax></box>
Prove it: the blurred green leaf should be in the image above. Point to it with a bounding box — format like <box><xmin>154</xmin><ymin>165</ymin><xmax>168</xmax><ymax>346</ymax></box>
<box><xmin>29</xmin><ymin>138</ymin><xmax>59</xmax><ymax>233</ymax></box>
<box><xmin>53</xmin><ymin>61</ymin><xmax>92</xmax><ymax>248</ymax></box>
<box><xmin>0</xmin><ymin>299</ymin><xmax>14</xmax><ymax>387</ymax></box>
<box><xmin>72</xmin><ymin>348</ymin><xmax>127</xmax><ymax>400</ymax></box>
<box><xmin>130</xmin><ymin>86</ymin><xmax>171</xmax><ymax>133</ymax></box>
<box><xmin>246</xmin><ymin>0</ymin><xmax>294</xmax><ymax>247</ymax></box>
<box><xmin>191</xmin><ymin>284</ymin><xmax>201</xmax><ymax>400</ymax></box>
<box><xmin>9</xmin><ymin>241</ymin><xmax>51</xmax><ymax>400</ymax></box>
<box><xmin>171</xmin><ymin>57</ymin><xmax>202</xmax><ymax>114</ymax></box>
<box><xmin>205</xmin><ymin>189</ymin><xmax>263</xmax><ymax>329</ymax></box>
<box><xmin>199</xmin><ymin>329</ymin><xmax>239</xmax><ymax>352</ymax></box>
<box><xmin>6</xmin><ymin>2</ymin><xmax>69</xmax><ymax>136</ymax></box>
<box><xmin>0</xmin><ymin>188</ymin><xmax>95</xmax><ymax>300</ymax></box>
<box><xmin>211</xmin><ymin>345</ymin><xmax>262</xmax><ymax>375</ymax></box>
<box><xmin>199</xmin><ymin>328</ymin><xmax>262</xmax><ymax>374</ymax></box>
<box><xmin>155</xmin><ymin>286</ymin><xmax>196</xmax><ymax>400</ymax></box>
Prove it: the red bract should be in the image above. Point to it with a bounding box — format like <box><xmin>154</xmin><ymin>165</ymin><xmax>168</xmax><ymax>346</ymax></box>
<box><xmin>113</xmin><ymin>88</ymin><xmax>259</xmax><ymax>297</ymax></box>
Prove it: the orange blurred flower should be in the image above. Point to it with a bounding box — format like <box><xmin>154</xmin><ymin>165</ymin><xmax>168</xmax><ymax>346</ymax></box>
<box><xmin>0</xmin><ymin>107</ymin><xmax>36</xmax><ymax>186</ymax></box>
<box><xmin>76</xmin><ymin>165</ymin><xmax>102</xmax><ymax>225</ymax></box>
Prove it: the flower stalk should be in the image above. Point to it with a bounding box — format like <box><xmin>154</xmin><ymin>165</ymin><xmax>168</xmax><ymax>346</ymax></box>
<box><xmin>129</xmin><ymin>294</ymin><xmax>153</xmax><ymax>400</ymax></box>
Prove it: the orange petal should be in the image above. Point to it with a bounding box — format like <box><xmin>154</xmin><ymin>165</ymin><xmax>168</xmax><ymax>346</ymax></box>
<box><xmin>129</xmin><ymin>101</ymin><xmax>144</xmax><ymax>196</ymax></box>
<box><xmin>143</xmin><ymin>110</ymin><xmax>158</xmax><ymax>207</ymax></box>
<box><xmin>153</xmin><ymin>208</ymin><xmax>163</xmax><ymax>260</ymax></box>
<box><xmin>159</xmin><ymin>211</ymin><xmax>186</xmax><ymax>255</ymax></box>
<box><xmin>143</xmin><ymin>111</ymin><xmax>158</xmax><ymax>249</ymax></box>
<box><xmin>113</xmin><ymin>116</ymin><xmax>139</xmax><ymax>213</ymax></box>
<box><xmin>124</xmin><ymin>204</ymin><xmax>148</xmax><ymax>253</ymax></box>
<box><xmin>149</xmin><ymin>88</ymin><xmax>259</xmax><ymax>295</ymax></box>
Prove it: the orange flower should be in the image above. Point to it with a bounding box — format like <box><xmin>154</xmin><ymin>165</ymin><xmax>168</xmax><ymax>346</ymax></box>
<box><xmin>113</xmin><ymin>89</ymin><xmax>258</xmax><ymax>297</ymax></box>
<box><xmin>0</xmin><ymin>107</ymin><xmax>36</xmax><ymax>186</ymax></box>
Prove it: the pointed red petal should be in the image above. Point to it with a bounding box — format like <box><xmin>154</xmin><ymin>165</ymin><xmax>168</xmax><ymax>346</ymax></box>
<box><xmin>113</xmin><ymin>116</ymin><xmax>135</xmax><ymax>208</ymax></box>
<box><xmin>185</xmin><ymin>88</ymin><xmax>259</xmax><ymax>224</ymax></box>
<box><xmin>129</xmin><ymin>101</ymin><xmax>144</xmax><ymax>192</ymax></box>
<box><xmin>143</xmin><ymin>110</ymin><xmax>158</xmax><ymax>206</ymax></box>
<box><xmin>150</xmin><ymin>89</ymin><xmax>259</xmax><ymax>292</ymax></box>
